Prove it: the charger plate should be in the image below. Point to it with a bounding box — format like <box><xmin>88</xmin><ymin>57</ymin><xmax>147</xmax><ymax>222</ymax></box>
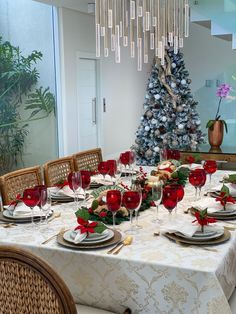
<box><xmin>57</xmin><ymin>229</ymin><xmax>122</xmax><ymax>250</ymax></box>
<box><xmin>164</xmin><ymin>229</ymin><xmax>230</xmax><ymax>246</ymax></box>
<box><xmin>91</xmin><ymin>185</ymin><xmax>124</xmax><ymax>199</ymax></box>
<box><xmin>190</xmin><ymin>207</ymin><xmax>236</xmax><ymax>220</ymax></box>
<box><xmin>0</xmin><ymin>211</ymin><xmax>53</xmax><ymax>223</ymax></box>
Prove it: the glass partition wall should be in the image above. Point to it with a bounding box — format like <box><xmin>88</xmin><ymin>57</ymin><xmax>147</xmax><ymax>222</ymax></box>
<box><xmin>0</xmin><ymin>0</ymin><xmax>58</xmax><ymax>175</ymax></box>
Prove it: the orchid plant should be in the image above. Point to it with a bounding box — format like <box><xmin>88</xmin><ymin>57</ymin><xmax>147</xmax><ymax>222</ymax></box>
<box><xmin>206</xmin><ymin>83</ymin><xmax>232</xmax><ymax>133</ymax></box>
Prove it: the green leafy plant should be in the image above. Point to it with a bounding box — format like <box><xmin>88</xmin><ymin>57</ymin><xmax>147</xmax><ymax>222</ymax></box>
<box><xmin>0</xmin><ymin>37</ymin><xmax>55</xmax><ymax>174</ymax></box>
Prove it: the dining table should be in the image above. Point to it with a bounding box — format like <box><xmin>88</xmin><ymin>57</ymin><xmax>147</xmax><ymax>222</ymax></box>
<box><xmin>0</xmin><ymin>167</ymin><xmax>235</xmax><ymax>314</ymax></box>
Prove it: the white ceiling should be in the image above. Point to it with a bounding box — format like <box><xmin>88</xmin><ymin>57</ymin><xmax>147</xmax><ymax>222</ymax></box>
<box><xmin>34</xmin><ymin>0</ymin><xmax>95</xmax><ymax>13</ymax></box>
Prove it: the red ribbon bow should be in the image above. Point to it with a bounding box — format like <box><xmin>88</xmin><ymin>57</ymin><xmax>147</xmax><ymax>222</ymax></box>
<box><xmin>75</xmin><ymin>217</ymin><xmax>98</xmax><ymax>234</ymax></box>
<box><xmin>215</xmin><ymin>192</ymin><xmax>236</xmax><ymax>210</ymax></box>
<box><xmin>9</xmin><ymin>194</ymin><xmax>22</xmax><ymax>209</ymax></box>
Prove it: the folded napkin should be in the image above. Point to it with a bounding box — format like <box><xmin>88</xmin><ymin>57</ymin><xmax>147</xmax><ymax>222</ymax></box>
<box><xmin>210</xmin><ymin>183</ymin><xmax>236</xmax><ymax>197</ymax></box>
<box><xmin>192</xmin><ymin>197</ymin><xmax>236</xmax><ymax>213</ymax></box>
<box><xmin>6</xmin><ymin>202</ymin><xmax>41</xmax><ymax>217</ymax></box>
<box><xmin>50</xmin><ymin>186</ymin><xmax>83</xmax><ymax>198</ymax></box>
<box><xmin>91</xmin><ymin>175</ymin><xmax>114</xmax><ymax>186</ymax></box>
<box><xmin>160</xmin><ymin>219</ymin><xmax>199</xmax><ymax>237</ymax></box>
<box><xmin>71</xmin><ymin>230</ymin><xmax>87</xmax><ymax>244</ymax></box>
<box><xmin>160</xmin><ymin>219</ymin><xmax>222</xmax><ymax>237</ymax></box>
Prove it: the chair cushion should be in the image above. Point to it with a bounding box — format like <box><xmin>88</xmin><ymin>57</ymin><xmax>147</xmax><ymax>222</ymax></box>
<box><xmin>229</xmin><ymin>288</ymin><xmax>236</xmax><ymax>312</ymax></box>
<box><xmin>76</xmin><ymin>304</ymin><xmax>116</xmax><ymax>314</ymax></box>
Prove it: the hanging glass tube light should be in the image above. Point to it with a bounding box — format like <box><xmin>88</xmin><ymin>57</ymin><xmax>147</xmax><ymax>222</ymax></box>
<box><xmin>96</xmin><ymin>0</ymin><xmax>190</xmax><ymax>71</ymax></box>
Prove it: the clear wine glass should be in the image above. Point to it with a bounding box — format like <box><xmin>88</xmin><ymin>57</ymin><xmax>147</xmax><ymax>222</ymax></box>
<box><xmin>151</xmin><ymin>181</ymin><xmax>163</xmax><ymax>222</ymax></box>
<box><xmin>106</xmin><ymin>190</ymin><xmax>122</xmax><ymax>228</ymax></box>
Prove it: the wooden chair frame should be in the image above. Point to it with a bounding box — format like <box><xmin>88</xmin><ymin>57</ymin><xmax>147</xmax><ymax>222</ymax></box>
<box><xmin>73</xmin><ymin>148</ymin><xmax>103</xmax><ymax>172</ymax></box>
<box><xmin>0</xmin><ymin>245</ymin><xmax>76</xmax><ymax>314</ymax></box>
<box><xmin>43</xmin><ymin>156</ymin><xmax>75</xmax><ymax>187</ymax></box>
<box><xmin>0</xmin><ymin>165</ymin><xmax>42</xmax><ymax>205</ymax></box>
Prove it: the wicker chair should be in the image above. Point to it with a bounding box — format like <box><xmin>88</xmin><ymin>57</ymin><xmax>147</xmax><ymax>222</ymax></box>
<box><xmin>73</xmin><ymin>148</ymin><xmax>103</xmax><ymax>172</ymax></box>
<box><xmin>0</xmin><ymin>246</ymin><xmax>131</xmax><ymax>314</ymax></box>
<box><xmin>0</xmin><ymin>166</ymin><xmax>42</xmax><ymax>205</ymax></box>
<box><xmin>43</xmin><ymin>156</ymin><xmax>75</xmax><ymax>187</ymax></box>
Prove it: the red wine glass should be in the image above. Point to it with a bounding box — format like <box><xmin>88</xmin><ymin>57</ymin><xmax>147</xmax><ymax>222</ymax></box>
<box><xmin>34</xmin><ymin>185</ymin><xmax>47</xmax><ymax>223</ymax></box>
<box><xmin>107</xmin><ymin>160</ymin><xmax>117</xmax><ymax>184</ymax></box>
<box><xmin>162</xmin><ymin>185</ymin><xmax>178</xmax><ymax>216</ymax></box>
<box><xmin>203</xmin><ymin>160</ymin><xmax>217</xmax><ymax>187</ymax></box>
<box><xmin>80</xmin><ymin>170</ymin><xmax>91</xmax><ymax>203</ymax></box>
<box><xmin>68</xmin><ymin>172</ymin><xmax>82</xmax><ymax>208</ymax></box>
<box><xmin>98</xmin><ymin>161</ymin><xmax>109</xmax><ymax>182</ymax></box>
<box><xmin>123</xmin><ymin>190</ymin><xmax>142</xmax><ymax>234</ymax></box>
<box><xmin>22</xmin><ymin>188</ymin><xmax>40</xmax><ymax>226</ymax></box>
<box><xmin>189</xmin><ymin>168</ymin><xmax>206</xmax><ymax>200</ymax></box>
<box><xmin>169</xmin><ymin>183</ymin><xmax>184</xmax><ymax>212</ymax></box>
<box><xmin>106</xmin><ymin>190</ymin><xmax>122</xmax><ymax>228</ymax></box>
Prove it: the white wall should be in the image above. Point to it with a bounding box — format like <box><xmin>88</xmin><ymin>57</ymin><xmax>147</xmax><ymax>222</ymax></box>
<box><xmin>183</xmin><ymin>22</ymin><xmax>236</xmax><ymax>147</ymax></box>
<box><xmin>59</xmin><ymin>7</ymin><xmax>150</xmax><ymax>158</ymax></box>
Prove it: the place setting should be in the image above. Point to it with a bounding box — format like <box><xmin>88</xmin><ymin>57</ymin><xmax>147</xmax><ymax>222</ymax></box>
<box><xmin>57</xmin><ymin>208</ymin><xmax>122</xmax><ymax>250</ymax></box>
<box><xmin>160</xmin><ymin>208</ymin><xmax>231</xmax><ymax>247</ymax></box>
<box><xmin>1</xmin><ymin>185</ymin><xmax>53</xmax><ymax>225</ymax></box>
<box><xmin>192</xmin><ymin>184</ymin><xmax>236</xmax><ymax>220</ymax></box>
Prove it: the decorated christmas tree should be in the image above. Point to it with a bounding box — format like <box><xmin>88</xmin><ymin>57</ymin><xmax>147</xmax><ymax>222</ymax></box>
<box><xmin>133</xmin><ymin>46</ymin><xmax>205</xmax><ymax>166</ymax></box>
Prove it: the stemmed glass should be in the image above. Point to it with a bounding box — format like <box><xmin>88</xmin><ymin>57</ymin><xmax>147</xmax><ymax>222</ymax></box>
<box><xmin>22</xmin><ymin>188</ymin><xmax>40</xmax><ymax>227</ymax></box>
<box><xmin>40</xmin><ymin>188</ymin><xmax>52</xmax><ymax>225</ymax></box>
<box><xmin>68</xmin><ymin>171</ymin><xmax>81</xmax><ymax>209</ymax></box>
<box><xmin>151</xmin><ymin>181</ymin><xmax>163</xmax><ymax>222</ymax></box>
<box><xmin>80</xmin><ymin>170</ymin><xmax>91</xmax><ymax>204</ymax></box>
<box><xmin>119</xmin><ymin>152</ymin><xmax>130</xmax><ymax>173</ymax></box>
<box><xmin>203</xmin><ymin>160</ymin><xmax>217</xmax><ymax>188</ymax></box>
<box><xmin>106</xmin><ymin>190</ymin><xmax>122</xmax><ymax>228</ymax></box>
<box><xmin>162</xmin><ymin>185</ymin><xmax>178</xmax><ymax>218</ymax></box>
<box><xmin>189</xmin><ymin>168</ymin><xmax>206</xmax><ymax>200</ymax></box>
<box><xmin>34</xmin><ymin>185</ymin><xmax>47</xmax><ymax>224</ymax></box>
<box><xmin>123</xmin><ymin>188</ymin><xmax>142</xmax><ymax>234</ymax></box>
<box><xmin>130</xmin><ymin>181</ymin><xmax>143</xmax><ymax>229</ymax></box>
<box><xmin>169</xmin><ymin>183</ymin><xmax>185</xmax><ymax>211</ymax></box>
<box><xmin>98</xmin><ymin>161</ymin><xmax>109</xmax><ymax>182</ymax></box>
<box><xmin>107</xmin><ymin>160</ymin><xmax>117</xmax><ymax>184</ymax></box>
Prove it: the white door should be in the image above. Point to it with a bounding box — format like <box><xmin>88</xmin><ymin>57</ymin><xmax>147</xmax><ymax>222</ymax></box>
<box><xmin>77</xmin><ymin>56</ymin><xmax>99</xmax><ymax>150</ymax></box>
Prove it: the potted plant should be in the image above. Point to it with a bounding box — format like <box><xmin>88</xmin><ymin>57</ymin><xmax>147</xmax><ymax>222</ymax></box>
<box><xmin>206</xmin><ymin>83</ymin><xmax>231</xmax><ymax>148</ymax></box>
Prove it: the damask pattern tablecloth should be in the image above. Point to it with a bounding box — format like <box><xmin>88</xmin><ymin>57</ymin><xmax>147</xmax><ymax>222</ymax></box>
<box><xmin>0</xmin><ymin>169</ymin><xmax>235</xmax><ymax>314</ymax></box>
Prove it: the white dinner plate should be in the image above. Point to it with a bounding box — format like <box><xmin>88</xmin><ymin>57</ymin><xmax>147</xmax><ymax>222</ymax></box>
<box><xmin>2</xmin><ymin>209</ymin><xmax>53</xmax><ymax>220</ymax></box>
<box><xmin>213</xmin><ymin>208</ymin><xmax>236</xmax><ymax>215</ymax></box>
<box><xmin>175</xmin><ymin>228</ymin><xmax>224</xmax><ymax>241</ymax></box>
<box><xmin>63</xmin><ymin>229</ymin><xmax>114</xmax><ymax>245</ymax></box>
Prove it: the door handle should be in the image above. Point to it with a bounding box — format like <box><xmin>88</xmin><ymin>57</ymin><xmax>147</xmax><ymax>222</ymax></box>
<box><xmin>92</xmin><ymin>97</ymin><xmax>96</xmax><ymax>125</ymax></box>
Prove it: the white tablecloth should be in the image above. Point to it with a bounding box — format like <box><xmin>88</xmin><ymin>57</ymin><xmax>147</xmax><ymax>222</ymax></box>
<box><xmin>0</xmin><ymin>169</ymin><xmax>235</xmax><ymax>314</ymax></box>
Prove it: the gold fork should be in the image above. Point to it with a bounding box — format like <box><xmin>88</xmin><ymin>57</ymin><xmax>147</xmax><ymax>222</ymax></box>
<box><xmin>112</xmin><ymin>236</ymin><xmax>133</xmax><ymax>255</ymax></box>
<box><xmin>41</xmin><ymin>227</ymin><xmax>65</xmax><ymax>245</ymax></box>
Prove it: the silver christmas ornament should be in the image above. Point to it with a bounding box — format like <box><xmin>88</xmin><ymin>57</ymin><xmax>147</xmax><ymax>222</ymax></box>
<box><xmin>154</xmin><ymin>129</ymin><xmax>160</xmax><ymax>136</ymax></box>
<box><xmin>154</xmin><ymin>146</ymin><xmax>160</xmax><ymax>152</ymax></box>
<box><xmin>176</xmin><ymin>105</ymin><xmax>183</xmax><ymax>112</ymax></box>
<box><xmin>146</xmin><ymin>110</ymin><xmax>153</xmax><ymax>118</ymax></box>
<box><xmin>181</xmin><ymin>79</ymin><xmax>187</xmax><ymax>85</ymax></box>
<box><xmin>161</xmin><ymin>116</ymin><xmax>167</xmax><ymax>122</ymax></box>
<box><xmin>171</xmin><ymin>82</ymin><xmax>176</xmax><ymax>88</ymax></box>
<box><xmin>171</xmin><ymin>63</ymin><xmax>176</xmax><ymax>68</ymax></box>
<box><xmin>145</xmin><ymin>126</ymin><xmax>150</xmax><ymax>131</ymax></box>
<box><xmin>178</xmin><ymin>124</ymin><xmax>184</xmax><ymax>130</ymax></box>
<box><xmin>154</xmin><ymin>94</ymin><xmax>161</xmax><ymax>100</ymax></box>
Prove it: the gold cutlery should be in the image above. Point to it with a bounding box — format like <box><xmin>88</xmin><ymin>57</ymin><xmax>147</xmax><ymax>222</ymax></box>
<box><xmin>176</xmin><ymin>240</ymin><xmax>218</xmax><ymax>252</ymax></box>
<box><xmin>106</xmin><ymin>239</ymin><xmax>124</xmax><ymax>254</ymax></box>
<box><xmin>112</xmin><ymin>236</ymin><xmax>133</xmax><ymax>255</ymax></box>
<box><xmin>47</xmin><ymin>212</ymin><xmax>61</xmax><ymax>222</ymax></box>
<box><xmin>41</xmin><ymin>227</ymin><xmax>65</xmax><ymax>245</ymax></box>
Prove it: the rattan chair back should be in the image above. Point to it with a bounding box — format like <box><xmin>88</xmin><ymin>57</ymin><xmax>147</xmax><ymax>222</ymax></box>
<box><xmin>0</xmin><ymin>166</ymin><xmax>42</xmax><ymax>205</ymax></box>
<box><xmin>73</xmin><ymin>148</ymin><xmax>103</xmax><ymax>171</ymax></box>
<box><xmin>0</xmin><ymin>245</ymin><xmax>77</xmax><ymax>314</ymax></box>
<box><xmin>43</xmin><ymin>156</ymin><xmax>75</xmax><ymax>187</ymax></box>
